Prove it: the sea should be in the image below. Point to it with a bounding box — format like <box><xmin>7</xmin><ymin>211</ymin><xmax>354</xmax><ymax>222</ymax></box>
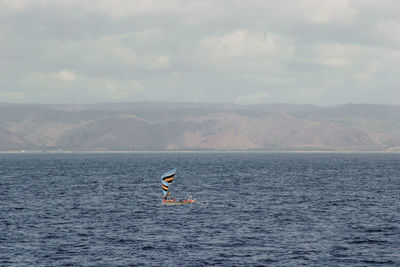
<box><xmin>1</xmin><ymin>152</ymin><xmax>400</xmax><ymax>266</ymax></box>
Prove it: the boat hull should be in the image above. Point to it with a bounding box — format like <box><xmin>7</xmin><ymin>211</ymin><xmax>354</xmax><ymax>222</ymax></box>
<box><xmin>162</xmin><ymin>199</ymin><xmax>196</xmax><ymax>206</ymax></box>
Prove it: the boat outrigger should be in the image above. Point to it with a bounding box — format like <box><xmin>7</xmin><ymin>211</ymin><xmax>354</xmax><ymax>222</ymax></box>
<box><xmin>161</xmin><ymin>168</ymin><xmax>196</xmax><ymax>206</ymax></box>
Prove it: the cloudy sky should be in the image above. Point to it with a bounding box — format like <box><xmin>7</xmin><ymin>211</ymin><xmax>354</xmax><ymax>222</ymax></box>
<box><xmin>0</xmin><ymin>0</ymin><xmax>399</xmax><ymax>105</ymax></box>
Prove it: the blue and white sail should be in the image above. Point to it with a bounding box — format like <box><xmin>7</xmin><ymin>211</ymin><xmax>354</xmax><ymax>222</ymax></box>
<box><xmin>161</xmin><ymin>168</ymin><xmax>176</xmax><ymax>199</ymax></box>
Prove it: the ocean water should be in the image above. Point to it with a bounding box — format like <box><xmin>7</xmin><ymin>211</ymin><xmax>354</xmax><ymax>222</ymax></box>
<box><xmin>1</xmin><ymin>152</ymin><xmax>400</xmax><ymax>266</ymax></box>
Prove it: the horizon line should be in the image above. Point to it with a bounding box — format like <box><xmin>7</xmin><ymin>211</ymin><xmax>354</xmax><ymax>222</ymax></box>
<box><xmin>1</xmin><ymin>101</ymin><xmax>399</xmax><ymax>108</ymax></box>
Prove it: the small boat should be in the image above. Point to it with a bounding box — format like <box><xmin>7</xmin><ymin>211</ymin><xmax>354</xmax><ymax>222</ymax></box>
<box><xmin>162</xmin><ymin>196</ymin><xmax>197</xmax><ymax>206</ymax></box>
<box><xmin>161</xmin><ymin>168</ymin><xmax>196</xmax><ymax>206</ymax></box>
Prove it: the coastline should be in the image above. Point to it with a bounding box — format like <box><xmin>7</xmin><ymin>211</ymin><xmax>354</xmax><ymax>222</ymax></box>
<box><xmin>1</xmin><ymin>150</ymin><xmax>399</xmax><ymax>154</ymax></box>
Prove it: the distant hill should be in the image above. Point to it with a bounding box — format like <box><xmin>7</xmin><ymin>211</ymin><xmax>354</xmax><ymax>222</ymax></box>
<box><xmin>1</xmin><ymin>102</ymin><xmax>400</xmax><ymax>151</ymax></box>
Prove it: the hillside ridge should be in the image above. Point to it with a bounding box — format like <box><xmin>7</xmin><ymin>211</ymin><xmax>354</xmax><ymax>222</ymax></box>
<box><xmin>1</xmin><ymin>102</ymin><xmax>400</xmax><ymax>151</ymax></box>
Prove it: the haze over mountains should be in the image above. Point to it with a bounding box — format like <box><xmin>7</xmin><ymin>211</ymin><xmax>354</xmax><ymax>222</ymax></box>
<box><xmin>1</xmin><ymin>102</ymin><xmax>400</xmax><ymax>152</ymax></box>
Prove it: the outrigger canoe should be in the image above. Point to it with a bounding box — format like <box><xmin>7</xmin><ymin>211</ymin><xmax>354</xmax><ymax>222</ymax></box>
<box><xmin>162</xmin><ymin>197</ymin><xmax>197</xmax><ymax>206</ymax></box>
<box><xmin>161</xmin><ymin>168</ymin><xmax>196</xmax><ymax>206</ymax></box>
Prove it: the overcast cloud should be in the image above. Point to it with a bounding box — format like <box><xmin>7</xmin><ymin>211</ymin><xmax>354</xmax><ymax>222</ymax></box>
<box><xmin>0</xmin><ymin>0</ymin><xmax>399</xmax><ymax>105</ymax></box>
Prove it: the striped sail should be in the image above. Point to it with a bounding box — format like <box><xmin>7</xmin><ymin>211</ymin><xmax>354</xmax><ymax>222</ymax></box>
<box><xmin>161</xmin><ymin>168</ymin><xmax>176</xmax><ymax>199</ymax></box>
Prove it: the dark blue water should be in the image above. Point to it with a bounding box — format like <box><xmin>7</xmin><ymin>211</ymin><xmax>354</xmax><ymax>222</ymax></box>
<box><xmin>1</xmin><ymin>152</ymin><xmax>400</xmax><ymax>266</ymax></box>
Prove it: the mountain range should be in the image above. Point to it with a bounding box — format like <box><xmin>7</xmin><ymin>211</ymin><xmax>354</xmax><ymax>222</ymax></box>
<box><xmin>1</xmin><ymin>102</ymin><xmax>400</xmax><ymax>151</ymax></box>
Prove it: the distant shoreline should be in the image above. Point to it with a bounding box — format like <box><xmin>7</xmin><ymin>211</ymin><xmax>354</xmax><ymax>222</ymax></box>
<box><xmin>1</xmin><ymin>150</ymin><xmax>399</xmax><ymax>154</ymax></box>
<box><xmin>2</xmin><ymin>103</ymin><xmax>400</xmax><ymax>152</ymax></box>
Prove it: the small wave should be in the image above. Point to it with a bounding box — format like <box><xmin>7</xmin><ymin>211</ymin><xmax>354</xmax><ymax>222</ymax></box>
<box><xmin>141</xmin><ymin>245</ymin><xmax>155</xmax><ymax>250</ymax></box>
<box><xmin>361</xmin><ymin>259</ymin><xmax>396</xmax><ymax>265</ymax></box>
<box><xmin>347</xmin><ymin>239</ymin><xmax>388</xmax><ymax>245</ymax></box>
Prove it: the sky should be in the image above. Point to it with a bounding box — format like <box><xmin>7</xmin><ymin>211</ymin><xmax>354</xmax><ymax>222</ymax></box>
<box><xmin>0</xmin><ymin>0</ymin><xmax>399</xmax><ymax>106</ymax></box>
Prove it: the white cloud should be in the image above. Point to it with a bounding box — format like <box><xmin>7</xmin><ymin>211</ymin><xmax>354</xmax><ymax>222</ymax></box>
<box><xmin>319</xmin><ymin>58</ymin><xmax>349</xmax><ymax>68</ymax></box>
<box><xmin>353</xmin><ymin>61</ymin><xmax>386</xmax><ymax>81</ymax></box>
<box><xmin>296</xmin><ymin>88</ymin><xmax>326</xmax><ymax>99</ymax></box>
<box><xmin>0</xmin><ymin>0</ymin><xmax>29</xmax><ymax>11</ymax></box>
<box><xmin>199</xmin><ymin>30</ymin><xmax>295</xmax><ymax>71</ymax></box>
<box><xmin>203</xmin><ymin>30</ymin><xmax>248</xmax><ymax>58</ymax></box>
<box><xmin>202</xmin><ymin>30</ymin><xmax>279</xmax><ymax>58</ymax></box>
<box><xmin>377</xmin><ymin>20</ymin><xmax>400</xmax><ymax>46</ymax></box>
<box><xmin>67</xmin><ymin>0</ymin><xmax>224</xmax><ymax>25</ymax></box>
<box><xmin>49</xmin><ymin>32</ymin><xmax>170</xmax><ymax>71</ymax></box>
<box><xmin>235</xmin><ymin>92</ymin><xmax>270</xmax><ymax>105</ymax></box>
<box><xmin>300</xmin><ymin>0</ymin><xmax>357</xmax><ymax>24</ymax></box>
<box><xmin>243</xmin><ymin>74</ymin><xmax>290</xmax><ymax>84</ymax></box>
<box><xmin>23</xmin><ymin>72</ymin><xmax>67</xmax><ymax>87</ymax></box>
<box><xmin>0</xmin><ymin>0</ymin><xmax>356</xmax><ymax>24</ymax></box>
<box><xmin>87</xmin><ymin>77</ymin><xmax>144</xmax><ymax>96</ymax></box>
<box><xmin>134</xmin><ymin>28</ymin><xmax>162</xmax><ymax>43</ymax></box>
<box><xmin>240</xmin><ymin>0</ymin><xmax>357</xmax><ymax>25</ymax></box>
<box><xmin>0</xmin><ymin>91</ymin><xmax>25</xmax><ymax>101</ymax></box>
<box><xmin>21</xmin><ymin>71</ymin><xmax>144</xmax><ymax>101</ymax></box>
<box><xmin>88</xmin><ymin>0</ymin><xmax>180</xmax><ymax>18</ymax></box>
<box><xmin>148</xmin><ymin>55</ymin><xmax>169</xmax><ymax>70</ymax></box>
<box><xmin>315</xmin><ymin>43</ymin><xmax>360</xmax><ymax>61</ymax></box>
<box><xmin>313</xmin><ymin>42</ymin><xmax>389</xmax><ymax>82</ymax></box>
<box><xmin>1</xmin><ymin>0</ymin><xmax>400</xmax><ymax>105</ymax></box>
<box><xmin>70</xmin><ymin>34</ymin><xmax>138</xmax><ymax>66</ymax></box>
<box><xmin>314</xmin><ymin>43</ymin><xmax>360</xmax><ymax>71</ymax></box>
<box><xmin>52</xmin><ymin>70</ymin><xmax>76</xmax><ymax>82</ymax></box>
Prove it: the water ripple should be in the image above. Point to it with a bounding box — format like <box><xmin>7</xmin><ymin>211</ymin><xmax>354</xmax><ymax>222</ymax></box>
<box><xmin>1</xmin><ymin>152</ymin><xmax>400</xmax><ymax>266</ymax></box>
